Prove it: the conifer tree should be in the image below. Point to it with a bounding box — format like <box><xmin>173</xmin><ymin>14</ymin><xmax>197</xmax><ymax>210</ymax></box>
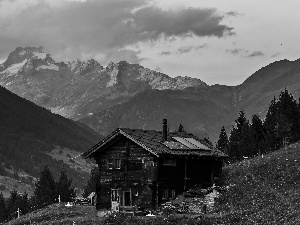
<box><xmin>228</xmin><ymin>110</ymin><xmax>249</xmax><ymax>160</ymax></box>
<box><xmin>83</xmin><ymin>167</ymin><xmax>100</xmax><ymax>198</ymax></box>
<box><xmin>264</xmin><ymin>97</ymin><xmax>279</xmax><ymax>151</ymax></box>
<box><xmin>56</xmin><ymin>168</ymin><xmax>76</xmax><ymax>202</ymax></box>
<box><xmin>240</xmin><ymin>120</ymin><xmax>252</xmax><ymax>157</ymax></box>
<box><xmin>6</xmin><ymin>189</ymin><xmax>21</xmax><ymax>220</ymax></box>
<box><xmin>228</xmin><ymin>126</ymin><xmax>240</xmax><ymax>160</ymax></box>
<box><xmin>276</xmin><ymin>89</ymin><xmax>300</xmax><ymax>143</ymax></box>
<box><xmin>19</xmin><ymin>192</ymin><xmax>29</xmax><ymax>215</ymax></box>
<box><xmin>250</xmin><ymin>114</ymin><xmax>265</xmax><ymax>155</ymax></box>
<box><xmin>216</xmin><ymin>126</ymin><xmax>229</xmax><ymax>154</ymax></box>
<box><xmin>33</xmin><ymin>165</ymin><xmax>57</xmax><ymax>208</ymax></box>
<box><xmin>264</xmin><ymin>89</ymin><xmax>300</xmax><ymax>151</ymax></box>
<box><xmin>0</xmin><ymin>192</ymin><xmax>8</xmax><ymax>223</ymax></box>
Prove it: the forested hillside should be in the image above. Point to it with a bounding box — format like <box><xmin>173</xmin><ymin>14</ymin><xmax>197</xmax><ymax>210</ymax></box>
<box><xmin>0</xmin><ymin>85</ymin><xmax>101</xmax><ymax>190</ymax></box>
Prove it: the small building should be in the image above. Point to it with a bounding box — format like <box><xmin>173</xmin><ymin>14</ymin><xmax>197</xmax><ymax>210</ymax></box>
<box><xmin>82</xmin><ymin>119</ymin><xmax>227</xmax><ymax>212</ymax></box>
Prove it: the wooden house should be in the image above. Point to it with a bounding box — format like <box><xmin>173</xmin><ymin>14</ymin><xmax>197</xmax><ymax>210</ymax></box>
<box><xmin>82</xmin><ymin>119</ymin><xmax>227</xmax><ymax>212</ymax></box>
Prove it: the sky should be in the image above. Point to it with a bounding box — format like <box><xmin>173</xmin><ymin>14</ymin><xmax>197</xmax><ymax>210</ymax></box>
<box><xmin>1</xmin><ymin>0</ymin><xmax>300</xmax><ymax>85</ymax></box>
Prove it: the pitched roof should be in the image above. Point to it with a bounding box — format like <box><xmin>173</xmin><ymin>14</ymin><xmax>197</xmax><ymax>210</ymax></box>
<box><xmin>82</xmin><ymin>128</ymin><xmax>227</xmax><ymax>158</ymax></box>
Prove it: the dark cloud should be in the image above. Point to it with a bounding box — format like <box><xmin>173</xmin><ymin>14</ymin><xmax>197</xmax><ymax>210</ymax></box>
<box><xmin>246</xmin><ymin>51</ymin><xmax>264</xmax><ymax>57</ymax></box>
<box><xmin>133</xmin><ymin>6</ymin><xmax>234</xmax><ymax>39</ymax></box>
<box><xmin>226</xmin><ymin>48</ymin><xmax>264</xmax><ymax>58</ymax></box>
<box><xmin>177</xmin><ymin>46</ymin><xmax>193</xmax><ymax>54</ymax></box>
<box><xmin>225</xmin><ymin>48</ymin><xmax>244</xmax><ymax>55</ymax></box>
<box><xmin>160</xmin><ymin>51</ymin><xmax>171</xmax><ymax>56</ymax></box>
<box><xmin>225</xmin><ymin>11</ymin><xmax>240</xmax><ymax>17</ymax></box>
<box><xmin>0</xmin><ymin>0</ymin><xmax>234</xmax><ymax>63</ymax></box>
<box><xmin>177</xmin><ymin>44</ymin><xmax>207</xmax><ymax>54</ymax></box>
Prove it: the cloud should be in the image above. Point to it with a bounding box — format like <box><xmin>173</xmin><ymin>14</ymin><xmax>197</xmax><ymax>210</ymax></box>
<box><xmin>226</xmin><ymin>48</ymin><xmax>264</xmax><ymax>58</ymax></box>
<box><xmin>0</xmin><ymin>0</ymin><xmax>234</xmax><ymax>63</ymax></box>
<box><xmin>246</xmin><ymin>51</ymin><xmax>264</xmax><ymax>57</ymax></box>
<box><xmin>225</xmin><ymin>48</ymin><xmax>244</xmax><ymax>55</ymax></box>
<box><xmin>103</xmin><ymin>49</ymin><xmax>143</xmax><ymax>64</ymax></box>
<box><xmin>225</xmin><ymin>11</ymin><xmax>240</xmax><ymax>17</ymax></box>
<box><xmin>160</xmin><ymin>51</ymin><xmax>171</xmax><ymax>56</ymax></box>
<box><xmin>177</xmin><ymin>44</ymin><xmax>207</xmax><ymax>54</ymax></box>
<box><xmin>271</xmin><ymin>52</ymin><xmax>281</xmax><ymax>58</ymax></box>
<box><xmin>132</xmin><ymin>6</ymin><xmax>234</xmax><ymax>39</ymax></box>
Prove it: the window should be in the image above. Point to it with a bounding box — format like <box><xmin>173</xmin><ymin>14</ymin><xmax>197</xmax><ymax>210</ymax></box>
<box><xmin>115</xmin><ymin>159</ymin><xmax>121</xmax><ymax>169</ymax></box>
<box><xmin>143</xmin><ymin>161</ymin><xmax>155</xmax><ymax>182</ymax></box>
<box><xmin>107</xmin><ymin>159</ymin><xmax>114</xmax><ymax>169</ymax></box>
<box><xmin>163</xmin><ymin>159</ymin><xmax>176</xmax><ymax>166</ymax></box>
<box><xmin>162</xmin><ymin>189</ymin><xmax>176</xmax><ymax>200</ymax></box>
<box><xmin>111</xmin><ymin>189</ymin><xmax>119</xmax><ymax>202</ymax></box>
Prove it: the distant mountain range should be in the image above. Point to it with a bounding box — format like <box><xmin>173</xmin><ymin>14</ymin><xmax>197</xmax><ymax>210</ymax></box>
<box><xmin>0</xmin><ymin>47</ymin><xmax>206</xmax><ymax>120</ymax></box>
<box><xmin>1</xmin><ymin>47</ymin><xmax>300</xmax><ymax>144</ymax></box>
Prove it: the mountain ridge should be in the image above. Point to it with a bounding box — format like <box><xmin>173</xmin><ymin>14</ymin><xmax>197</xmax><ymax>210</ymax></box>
<box><xmin>0</xmin><ymin>47</ymin><xmax>207</xmax><ymax>120</ymax></box>
<box><xmin>1</xmin><ymin>46</ymin><xmax>300</xmax><ymax>143</ymax></box>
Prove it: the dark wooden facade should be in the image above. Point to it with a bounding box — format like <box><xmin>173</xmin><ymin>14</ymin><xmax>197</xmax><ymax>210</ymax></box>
<box><xmin>83</xmin><ymin>123</ymin><xmax>227</xmax><ymax>211</ymax></box>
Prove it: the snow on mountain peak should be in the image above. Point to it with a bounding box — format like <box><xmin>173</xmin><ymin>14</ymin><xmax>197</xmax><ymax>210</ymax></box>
<box><xmin>36</xmin><ymin>64</ymin><xmax>59</xmax><ymax>71</ymax></box>
<box><xmin>106</xmin><ymin>64</ymin><xmax>119</xmax><ymax>87</ymax></box>
<box><xmin>32</xmin><ymin>52</ymin><xmax>47</xmax><ymax>60</ymax></box>
<box><xmin>0</xmin><ymin>59</ymin><xmax>28</xmax><ymax>76</ymax></box>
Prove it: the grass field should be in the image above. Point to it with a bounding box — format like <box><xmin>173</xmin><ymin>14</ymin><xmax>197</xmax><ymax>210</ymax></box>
<box><xmin>215</xmin><ymin>142</ymin><xmax>300</xmax><ymax>224</ymax></box>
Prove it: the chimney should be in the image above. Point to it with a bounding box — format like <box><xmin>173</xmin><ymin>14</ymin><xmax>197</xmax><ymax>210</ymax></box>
<box><xmin>162</xmin><ymin>119</ymin><xmax>168</xmax><ymax>141</ymax></box>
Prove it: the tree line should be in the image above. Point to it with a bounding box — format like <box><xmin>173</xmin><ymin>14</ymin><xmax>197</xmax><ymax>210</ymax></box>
<box><xmin>216</xmin><ymin>89</ymin><xmax>300</xmax><ymax>160</ymax></box>
<box><xmin>0</xmin><ymin>166</ymin><xmax>76</xmax><ymax>223</ymax></box>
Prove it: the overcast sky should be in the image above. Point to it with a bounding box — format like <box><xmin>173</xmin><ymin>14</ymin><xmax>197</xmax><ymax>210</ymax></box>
<box><xmin>1</xmin><ymin>0</ymin><xmax>300</xmax><ymax>85</ymax></box>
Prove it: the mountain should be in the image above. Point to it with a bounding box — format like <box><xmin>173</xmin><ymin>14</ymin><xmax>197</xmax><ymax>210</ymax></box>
<box><xmin>81</xmin><ymin>59</ymin><xmax>300</xmax><ymax>143</ymax></box>
<box><xmin>80</xmin><ymin>87</ymin><xmax>236</xmax><ymax>141</ymax></box>
<box><xmin>1</xmin><ymin>47</ymin><xmax>300</xmax><ymax>143</ymax></box>
<box><xmin>0</xmin><ymin>47</ymin><xmax>207</xmax><ymax>120</ymax></box>
<box><xmin>0</xmin><ymin>85</ymin><xmax>101</xmax><ymax>197</ymax></box>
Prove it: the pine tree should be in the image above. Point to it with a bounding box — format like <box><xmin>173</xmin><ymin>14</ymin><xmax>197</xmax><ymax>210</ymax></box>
<box><xmin>276</xmin><ymin>89</ymin><xmax>300</xmax><ymax>143</ymax></box>
<box><xmin>6</xmin><ymin>189</ymin><xmax>21</xmax><ymax>220</ymax></box>
<box><xmin>264</xmin><ymin>96</ymin><xmax>279</xmax><ymax>151</ymax></box>
<box><xmin>33</xmin><ymin>165</ymin><xmax>57</xmax><ymax>208</ymax></box>
<box><xmin>240</xmin><ymin>120</ymin><xmax>252</xmax><ymax>157</ymax></box>
<box><xmin>235</xmin><ymin>110</ymin><xmax>248</xmax><ymax>134</ymax></box>
<box><xmin>0</xmin><ymin>192</ymin><xmax>8</xmax><ymax>223</ymax></box>
<box><xmin>228</xmin><ymin>126</ymin><xmax>240</xmax><ymax>160</ymax></box>
<box><xmin>83</xmin><ymin>167</ymin><xmax>100</xmax><ymax>198</ymax></box>
<box><xmin>228</xmin><ymin>110</ymin><xmax>249</xmax><ymax>160</ymax></box>
<box><xmin>216</xmin><ymin>126</ymin><xmax>229</xmax><ymax>154</ymax></box>
<box><xmin>19</xmin><ymin>192</ymin><xmax>29</xmax><ymax>215</ymax></box>
<box><xmin>56</xmin><ymin>168</ymin><xmax>76</xmax><ymax>202</ymax></box>
<box><xmin>264</xmin><ymin>89</ymin><xmax>300</xmax><ymax>151</ymax></box>
<box><xmin>250</xmin><ymin>114</ymin><xmax>265</xmax><ymax>155</ymax></box>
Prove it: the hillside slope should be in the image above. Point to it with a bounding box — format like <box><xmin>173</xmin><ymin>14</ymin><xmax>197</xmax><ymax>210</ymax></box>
<box><xmin>0</xmin><ymin>86</ymin><xmax>101</xmax><ymax>194</ymax></box>
<box><xmin>80</xmin><ymin>87</ymin><xmax>235</xmax><ymax>141</ymax></box>
<box><xmin>216</xmin><ymin>143</ymin><xmax>300</xmax><ymax>224</ymax></box>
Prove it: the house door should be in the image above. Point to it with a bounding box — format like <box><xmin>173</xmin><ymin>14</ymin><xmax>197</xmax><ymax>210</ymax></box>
<box><xmin>123</xmin><ymin>190</ymin><xmax>132</xmax><ymax>207</ymax></box>
<box><xmin>111</xmin><ymin>189</ymin><xmax>120</xmax><ymax>212</ymax></box>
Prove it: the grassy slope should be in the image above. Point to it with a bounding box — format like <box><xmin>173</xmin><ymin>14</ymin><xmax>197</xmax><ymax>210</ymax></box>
<box><xmin>6</xmin><ymin>204</ymin><xmax>100</xmax><ymax>225</ymax></box>
<box><xmin>216</xmin><ymin>142</ymin><xmax>300</xmax><ymax>224</ymax></box>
